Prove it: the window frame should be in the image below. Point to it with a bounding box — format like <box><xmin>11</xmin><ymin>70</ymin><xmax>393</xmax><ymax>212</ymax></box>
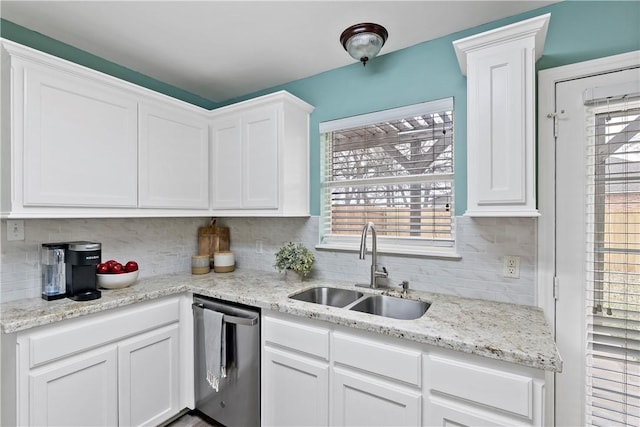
<box><xmin>316</xmin><ymin>97</ymin><xmax>460</xmax><ymax>258</ymax></box>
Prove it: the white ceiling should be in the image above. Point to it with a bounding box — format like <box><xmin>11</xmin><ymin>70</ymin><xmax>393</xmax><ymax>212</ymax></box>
<box><xmin>0</xmin><ymin>1</ymin><xmax>558</xmax><ymax>103</ymax></box>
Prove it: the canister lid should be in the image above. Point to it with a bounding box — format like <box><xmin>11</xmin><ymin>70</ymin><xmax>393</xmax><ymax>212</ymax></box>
<box><xmin>67</xmin><ymin>241</ymin><xmax>101</xmax><ymax>251</ymax></box>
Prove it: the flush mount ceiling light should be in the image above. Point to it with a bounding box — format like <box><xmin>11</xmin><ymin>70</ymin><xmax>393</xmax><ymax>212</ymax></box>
<box><xmin>340</xmin><ymin>22</ymin><xmax>388</xmax><ymax>66</ymax></box>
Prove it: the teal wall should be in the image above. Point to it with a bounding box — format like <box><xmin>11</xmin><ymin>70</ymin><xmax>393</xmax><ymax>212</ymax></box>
<box><xmin>0</xmin><ymin>19</ymin><xmax>219</xmax><ymax>109</ymax></box>
<box><xmin>2</xmin><ymin>1</ymin><xmax>639</xmax><ymax>215</ymax></box>
<box><xmin>222</xmin><ymin>1</ymin><xmax>640</xmax><ymax>216</ymax></box>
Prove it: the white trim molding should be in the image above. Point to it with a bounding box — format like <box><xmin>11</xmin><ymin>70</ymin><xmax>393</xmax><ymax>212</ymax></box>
<box><xmin>453</xmin><ymin>13</ymin><xmax>550</xmax><ymax>76</ymax></box>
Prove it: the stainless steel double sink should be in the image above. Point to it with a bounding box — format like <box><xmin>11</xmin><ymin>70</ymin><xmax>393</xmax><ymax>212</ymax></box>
<box><xmin>288</xmin><ymin>286</ymin><xmax>430</xmax><ymax>320</ymax></box>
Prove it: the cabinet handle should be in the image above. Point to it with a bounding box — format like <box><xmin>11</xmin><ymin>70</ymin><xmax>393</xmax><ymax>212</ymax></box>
<box><xmin>192</xmin><ymin>303</ymin><xmax>258</xmax><ymax>326</ymax></box>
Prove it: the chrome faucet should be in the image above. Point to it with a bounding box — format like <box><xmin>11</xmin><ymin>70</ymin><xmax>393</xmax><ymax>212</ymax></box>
<box><xmin>358</xmin><ymin>222</ymin><xmax>388</xmax><ymax>288</ymax></box>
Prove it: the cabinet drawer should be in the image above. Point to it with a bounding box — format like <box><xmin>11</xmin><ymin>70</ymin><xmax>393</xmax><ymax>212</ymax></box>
<box><xmin>333</xmin><ymin>332</ymin><xmax>421</xmax><ymax>386</ymax></box>
<box><xmin>427</xmin><ymin>395</ymin><xmax>505</xmax><ymax>427</ymax></box>
<box><xmin>27</xmin><ymin>298</ymin><xmax>180</xmax><ymax>368</ymax></box>
<box><xmin>427</xmin><ymin>354</ymin><xmax>533</xmax><ymax>418</ymax></box>
<box><xmin>263</xmin><ymin>316</ymin><xmax>329</xmax><ymax>360</ymax></box>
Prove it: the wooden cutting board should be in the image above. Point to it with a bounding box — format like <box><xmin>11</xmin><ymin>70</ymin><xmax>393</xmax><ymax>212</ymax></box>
<box><xmin>198</xmin><ymin>219</ymin><xmax>230</xmax><ymax>267</ymax></box>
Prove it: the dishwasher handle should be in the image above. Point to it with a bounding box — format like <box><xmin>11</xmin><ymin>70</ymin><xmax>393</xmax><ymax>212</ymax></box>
<box><xmin>192</xmin><ymin>303</ymin><xmax>258</xmax><ymax>326</ymax></box>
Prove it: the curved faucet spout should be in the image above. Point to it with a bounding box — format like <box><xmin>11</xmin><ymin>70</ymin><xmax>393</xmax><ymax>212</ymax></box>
<box><xmin>358</xmin><ymin>222</ymin><xmax>387</xmax><ymax>288</ymax></box>
<box><xmin>359</xmin><ymin>221</ymin><xmax>375</xmax><ymax>260</ymax></box>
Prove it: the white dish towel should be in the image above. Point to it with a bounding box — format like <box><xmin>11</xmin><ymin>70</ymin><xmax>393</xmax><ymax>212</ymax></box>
<box><xmin>203</xmin><ymin>309</ymin><xmax>226</xmax><ymax>392</ymax></box>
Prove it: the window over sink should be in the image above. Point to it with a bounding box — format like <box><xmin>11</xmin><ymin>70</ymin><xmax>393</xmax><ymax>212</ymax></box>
<box><xmin>318</xmin><ymin>97</ymin><xmax>457</xmax><ymax>257</ymax></box>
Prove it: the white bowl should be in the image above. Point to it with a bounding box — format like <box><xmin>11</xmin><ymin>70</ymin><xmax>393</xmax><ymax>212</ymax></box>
<box><xmin>97</xmin><ymin>270</ymin><xmax>139</xmax><ymax>289</ymax></box>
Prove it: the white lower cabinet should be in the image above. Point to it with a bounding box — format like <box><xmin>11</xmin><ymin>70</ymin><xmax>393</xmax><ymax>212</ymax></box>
<box><xmin>263</xmin><ymin>347</ymin><xmax>329</xmax><ymax>427</ymax></box>
<box><xmin>262</xmin><ymin>311</ymin><xmax>547</xmax><ymax>427</ymax></box>
<box><xmin>332</xmin><ymin>329</ymin><xmax>422</xmax><ymax>426</ymax></box>
<box><xmin>29</xmin><ymin>345</ymin><xmax>118</xmax><ymax>426</ymax></box>
<box><xmin>423</xmin><ymin>352</ymin><xmax>545</xmax><ymax>427</ymax></box>
<box><xmin>7</xmin><ymin>296</ymin><xmax>189</xmax><ymax>427</ymax></box>
<box><xmin>427</xmin><ymin>397</ymin><xmax>506</xmax><ymax>427</ymax></box>
<box><xmin>262</xmin><ymin>313</ymin><xmax>330</xmax><ymax>426</ymax></box>
<box><xmin>118</xmin><ymin>323</ymin><xmax>181</xmax><ymax>426</ymax></box>
<box><xmin>332</xmin><ymin>367</ymin><xmax>421</xmax><ymax>427</ymax></box>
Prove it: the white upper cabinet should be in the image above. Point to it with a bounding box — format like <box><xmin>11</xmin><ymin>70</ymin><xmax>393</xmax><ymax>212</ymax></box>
<box><xmin>211</xmin><ymin>115</ymin><xmax>243</xmax><ymax>208</ymax></box>
<box><xmin>453</xmin><ymin>14</ymin><xmax>550</xmax><ymax>217</ymax></box>
<box><xmin>211</xmin><ymin>91</ymin><xmax>314</xmax><ymax>216</ymax></box>
<box><xmin>212</xmin><ymin>104</ymin><xmax>279</xmax><ymax>210</ymax></box>
<box><xmin>138</xmin><ymin>102</ymin><xmax>209</xmax><ymax>209</ymax></box>
<box><xmin>23</xmin><ymin>65</ymin><xmax>138</xmax><ymax>208</ymax></box>
<box><xmin>3</xmin><ymin>46</ymin><xmax>139</xmax><ymax>214</ymax></box>
<box><xmin>0</xmin><ymin>40</ymin><xmax>314</xmax><ymax>218</ymax></box>
<box><xmin>243</xmin><ymin>105</ymin><xmax>279</xmax><ymax>209</ymax></box>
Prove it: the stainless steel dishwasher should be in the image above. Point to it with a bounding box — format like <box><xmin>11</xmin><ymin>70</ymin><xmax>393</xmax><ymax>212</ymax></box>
<box><xmin>193</xmin><ymin>295</ymin><xmax>260</xmax><ymax>427</ymax></box>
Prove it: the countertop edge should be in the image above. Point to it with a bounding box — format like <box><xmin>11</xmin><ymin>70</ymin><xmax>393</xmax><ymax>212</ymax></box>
<box><xmin>0</xmin><ymin>272</ymin><xmax>562</xmax><ymax>373</ymax></box>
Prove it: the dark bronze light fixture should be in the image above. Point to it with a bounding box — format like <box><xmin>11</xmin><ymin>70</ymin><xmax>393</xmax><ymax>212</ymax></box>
<box><xmin>340</xmin><ymin>22</ymin><xmax>388</xmax><ymax>66</ymax></box>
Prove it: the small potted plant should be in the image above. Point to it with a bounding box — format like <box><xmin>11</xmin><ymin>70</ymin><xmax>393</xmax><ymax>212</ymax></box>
<box><xmin>274</xmin><ymin>242</ymin><xmax>315</xmax><ymax>281</ymax></box>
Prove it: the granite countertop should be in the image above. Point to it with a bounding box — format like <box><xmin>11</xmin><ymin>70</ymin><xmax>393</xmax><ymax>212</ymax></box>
<box><xmin>0</xmin><ymin>269</ymin><xmax>562</xmax><ymax>372</ymax></box>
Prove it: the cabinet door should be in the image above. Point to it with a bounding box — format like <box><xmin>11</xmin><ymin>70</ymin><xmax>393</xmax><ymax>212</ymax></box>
<box><xmin>118</xmin><ymin>323</ymin><xmax>180</xmax><ymax>427</ymax></box>
<box><xmin>243</xmin><ymin>105</ymin><xmax>279</xmax><ymax>209</ymax></box>
<box><xmin>29</xmin><ymin>346</ymin><xmax>118</xmax><ymax>426</ymax></box>
<box><xmin>468</xmin><ymin>42</ymin><xmax>528</xmax><ymax>208</ymax></box>
<box><xmin>139</xmin><ymin>103</ymin><xmax>209</xmax><ymax>209</ymax></box>
<box><xmin>426</xmin><ymin>397</ymin><xmax>507</xmax><ymax>427</ymax></box>
<box><xmin>211</xmin><ymin>115</ymin><xmax>243</xmax><ymax>209</ymax></box>
<box><xmin>262</xmin><ymin>346</ymin><xmax>329</xmax><ymax>427</ymax></box>
<box><xmin>454</xmin><ymin>15</ymin><xmax>549</xmax><ymax>217</ymax></box>
<box><xmin>23</xmin><ymin>64</ymin><xmax>138</xmax><ymax>207</ymax></box>
<box><xmin>332</xmin><ymin>367</ymin><xmax>421</xmax><ymax>427</ymax></box>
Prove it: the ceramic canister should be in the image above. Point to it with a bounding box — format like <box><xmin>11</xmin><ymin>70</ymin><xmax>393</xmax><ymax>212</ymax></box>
<box><xmin>213</xmin><ymin>251</ymin><xmax>235</xmax><ymax>273</ymax></box>
<box><xmin>191</xmin><ymin>255</ymin><xmax>210</xmax><ymax>275</ymax></box>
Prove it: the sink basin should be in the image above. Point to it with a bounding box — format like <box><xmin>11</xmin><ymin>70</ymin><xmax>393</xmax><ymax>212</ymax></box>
<box><xmin>348</xmin><ymin>295</ymin><xmax>430</xmax><ymax>320</ymax></box>
<box><xmin>289</xmin><ymin>287</ymin><xmax>364</xmax><ymax>307</ymax></box>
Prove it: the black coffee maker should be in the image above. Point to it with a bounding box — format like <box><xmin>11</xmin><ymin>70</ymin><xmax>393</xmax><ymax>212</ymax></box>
<box><xmin>66</xmin><ymin>241</ymin><xmax>102</xmax><ymax>301</ymax></box>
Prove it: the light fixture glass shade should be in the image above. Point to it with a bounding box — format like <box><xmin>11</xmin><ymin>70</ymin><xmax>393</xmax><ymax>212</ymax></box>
<box><xmin>340</xmin><ymin>23</ymin><xmax>388</xmax><ymax>65</ymax></box>
<box><xmin>344</xmin><ymin>32</ymin><xmax>384</xmax><ymax>62</ymax></box>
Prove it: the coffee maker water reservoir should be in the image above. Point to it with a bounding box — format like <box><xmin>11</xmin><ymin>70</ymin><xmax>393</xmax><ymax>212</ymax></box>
<box><xmin>41</xmin><ymin>243</ymin><xmax>67</xmax><ymax>300</ymax></box>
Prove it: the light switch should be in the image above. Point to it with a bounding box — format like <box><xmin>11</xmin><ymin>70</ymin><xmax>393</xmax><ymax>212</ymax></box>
<box><xmin>7</xmin><ymin>220</ymin><xmax>25</xmax><ymax>241</ymax></box>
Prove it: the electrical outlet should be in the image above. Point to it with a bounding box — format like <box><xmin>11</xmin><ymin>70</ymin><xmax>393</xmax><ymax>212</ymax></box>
<box><xmin>503</xmin><ymin>256</ymin><xmax>520</xmax><ymax>278</ymax></box>
<box><xmin>255</xmin><ymin>240</ymin><xmax>263</xmax><ymax>254</ymax></box>
<box><xmin>7</xmin><ymin>220</ymin><xmax>25</xmax><ymax>241</ymax></box>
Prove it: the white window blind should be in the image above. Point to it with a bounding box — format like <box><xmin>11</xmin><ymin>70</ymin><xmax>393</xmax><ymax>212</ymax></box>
<box><xmin>586</xmin><ymin>95</ymin><xmax>640</xmax><ymax>427</ymax></box>
<box><xmin>319</xmin><ymin>98</ymin><xmax>454</xmax><ymax>255</ymax></box>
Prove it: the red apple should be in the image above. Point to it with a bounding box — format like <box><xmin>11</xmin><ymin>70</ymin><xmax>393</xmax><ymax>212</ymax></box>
<box><xmin>124</xmin><ymin>261</ymin><xmax>139</xmax><ymax>273</ymax></box>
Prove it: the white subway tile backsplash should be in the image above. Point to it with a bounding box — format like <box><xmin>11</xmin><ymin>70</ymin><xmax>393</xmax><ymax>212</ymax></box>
<box><xmin>220</xmin><ymin>216</ymin><xmax>537</xmax><ymax>305</ymax></box>
<box><xmin>1</xmin><ymin>217</ymin><xmax>209</xmax><ymax>303</ymax></box>
<box><xmin>1</xmin><ymin>216</ymin><xmax>537</xmax><ymax>305</ymax></box>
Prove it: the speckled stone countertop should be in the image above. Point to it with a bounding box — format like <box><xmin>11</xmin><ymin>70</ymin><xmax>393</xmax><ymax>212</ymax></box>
<box><xmin>0</xmin><ymin>269</ymin><xmax>562</xmax><ymax>372</ymax></box>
